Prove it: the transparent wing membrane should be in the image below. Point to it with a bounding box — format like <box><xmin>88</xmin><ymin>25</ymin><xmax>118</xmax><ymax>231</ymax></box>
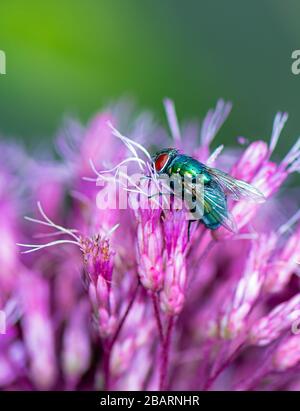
<box><xmin>205</xmin><ymin>166</ymin><xmax>265</xmax><ymax>203</ymax></box>
<box><xmin>203</xmin><ymin>184</ymin><xmax>237</xmax><ymax>232</ymax></box>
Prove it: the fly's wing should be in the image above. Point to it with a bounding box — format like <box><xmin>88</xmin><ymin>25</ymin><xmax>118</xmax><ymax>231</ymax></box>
<box><xmin>203</xmin><ymin>184</ymin><xmax>237</xmax><ymax>232</ymax></box>
<box><xmin>183</xmin><ymin>177</ymin><xmax>237</xmax><ymax>232</ymax></box>
<box><xmin>204</xmin><ymin>165</ymin><xmax>265</xmax><ymax>203</ymax></box>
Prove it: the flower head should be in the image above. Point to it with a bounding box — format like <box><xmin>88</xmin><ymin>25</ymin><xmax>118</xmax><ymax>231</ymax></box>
<box><xmin>5</xmin><ymin>99</ymin><xmax>300</xmax><ymax>391</ymax></box>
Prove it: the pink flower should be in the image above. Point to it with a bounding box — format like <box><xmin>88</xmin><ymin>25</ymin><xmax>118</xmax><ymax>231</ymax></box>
<box><xmin>19</xmin><ymin>271</ymin><xmax>57</xmax><ymax>389</ymax></box>
<box><xmin>81</xmin><ymin>234</ymin><xmax>117</xmax><ymax>339</ymax></box>
<box><xmin>62</xmin><ymin>299</ymin><xmax>91</xmax><ymax>388</ymax></box>
<box><xmin>248</xmin><ymin>294</ymin><xmax>300</xmax><ymax>346</ymax></box>
<box><xmin>160</xmin><ymin>210</ymin><xmax>188</xmax><ymax>316</ymax></box>
<box><xmin>5</xmin><ymin>99</ymin><xmax>300</xmax><ymax>391</ymax></box>
<box><xmin>136</xmin><ymin>209</ymin><xmax>164</xmax><ymax>292</ymax></box>
<box><xmin>264</xmin><ymin>219</ymin><xmax>300</xmax><ymax>293</ymax></box>
<box><xmin>273</xmin><ymin>334</ymin><xmax>300</xmax><ymax>371</ymax></box>
<box><xmin>219</xmin><ymin>233</ymin><xmax>277</xmax><ymax>339</ymax></box>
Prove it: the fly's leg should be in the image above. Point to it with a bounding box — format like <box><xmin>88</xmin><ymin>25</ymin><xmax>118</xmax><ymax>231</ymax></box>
<box><xmin>187</xmin><ymin>219</ymin><xmax>203</xmax><ymax>241</ymax></box>
<box><xmin>188</xmin><ymin>220</ymin><xmax>193</xmax><ymax>241</ymax></box>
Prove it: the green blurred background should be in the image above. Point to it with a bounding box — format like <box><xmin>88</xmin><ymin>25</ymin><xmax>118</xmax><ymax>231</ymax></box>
<box><xmin>0</xmin><ymin>0</ymin><xmax>300</xmax><ymax>153</ymax></box>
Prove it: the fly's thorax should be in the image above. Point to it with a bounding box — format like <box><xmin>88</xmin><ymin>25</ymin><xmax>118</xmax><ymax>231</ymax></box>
<box><xmin>168</xmin><ymin>156</ymin><xmax>211</xmax><ymax>184</ymax></box>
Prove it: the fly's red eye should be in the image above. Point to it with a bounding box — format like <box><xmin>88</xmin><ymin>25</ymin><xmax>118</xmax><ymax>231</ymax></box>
<box><xmin>155</xmin><ymin>153</ymin><xmax>169</xmax><ymax>172</ymax></box>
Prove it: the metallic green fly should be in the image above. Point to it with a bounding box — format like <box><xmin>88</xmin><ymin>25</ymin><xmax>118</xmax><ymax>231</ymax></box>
<box><xmin>152</xmin><ymin>148</ymin><xmax>265</xmax><ymax>232</ymax></box>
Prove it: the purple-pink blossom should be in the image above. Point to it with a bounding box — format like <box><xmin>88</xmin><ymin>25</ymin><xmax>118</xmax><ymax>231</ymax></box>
<box><xmin>1</xmin><ymin>99</ymin><xmax>300</xmax><ymax>391</ymax></box>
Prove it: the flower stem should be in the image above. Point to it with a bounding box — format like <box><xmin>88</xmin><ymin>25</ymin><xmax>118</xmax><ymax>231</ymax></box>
<box><xmin>159</xmin><ymin>316</ymin><xmax>174</xmax><ymax>390</ymax></box>
<box><xmin>203</xmin><ymin>342</ymin><xmax>244</xmax><ymax>390</ymax></box>
<box><xmin>110</xmin><ymin>281</ymin><xmax>140</xmax><ymax>348</ymax></box>
<box><xmin>103</xmin><ymin>341</ymin><xmax>111</xmax><ymax>391</ymax></box>
<box><xmin>152</xmin><ymin>293</ymin><xmax>164</xmax><ymax>342</ymax></box>
<box><xmin>103</xmin><ymin>281</ymin><xmax>140</xmax><ymax>390</ymax></box>
<box><xmin>233</xmin><ymin>344</ymin><xmax>276</xmax><ymax>390</ymax></box>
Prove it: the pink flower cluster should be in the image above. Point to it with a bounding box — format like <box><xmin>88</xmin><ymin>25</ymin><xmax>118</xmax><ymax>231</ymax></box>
<box><xmin>1</xmin><ymin>99</ymin><xmax>300</xmax><ymax>391</ymax></box>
